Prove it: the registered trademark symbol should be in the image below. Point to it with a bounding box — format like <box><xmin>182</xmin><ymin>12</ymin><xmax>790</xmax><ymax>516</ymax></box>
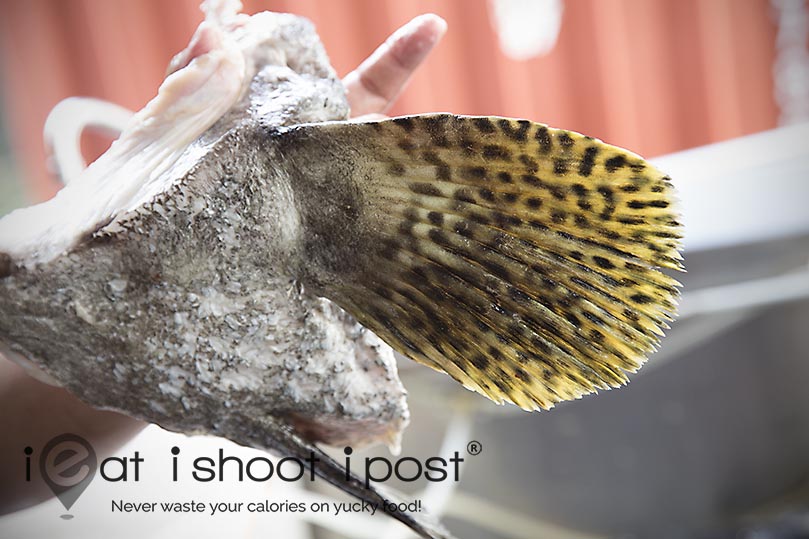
<box><xmin>467</xmin><ymin>441</ymin><xmax>482</xmax><ymax>456</ymax></box>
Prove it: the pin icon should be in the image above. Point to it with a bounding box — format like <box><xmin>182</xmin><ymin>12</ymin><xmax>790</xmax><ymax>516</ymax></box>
<box><xmin>40</xmin><ymin>433</ymin><xmax>97</xmax><ymax>512</ymax></box>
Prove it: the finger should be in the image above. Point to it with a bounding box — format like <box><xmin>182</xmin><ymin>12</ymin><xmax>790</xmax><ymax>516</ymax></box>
<box><xmin>344</xmin><ymin>14</ymin><xmax>447</xmax><ymax>117</ymax></box>
<box><xmin>348</xmin><ymin>113</ymin><xmax>388</xmax><ymax>123</ymax></box>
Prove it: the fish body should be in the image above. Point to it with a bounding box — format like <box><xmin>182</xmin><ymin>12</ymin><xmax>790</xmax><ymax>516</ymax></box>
<box><xmin>0</xmin><ymin>3</ymin><xmax>681</xmax><ymax>538</ymax></box>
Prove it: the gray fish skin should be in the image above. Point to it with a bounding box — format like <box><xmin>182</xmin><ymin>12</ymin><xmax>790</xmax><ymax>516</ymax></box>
<box><xmin>0</xmin><ymin>119</ymin><xmax>409</xmax><ymax>445</ymax></box>
<box><xmin>0</xmin><ymin>10</ymin><xmax>451</xmax><ymax>539</ymax></box>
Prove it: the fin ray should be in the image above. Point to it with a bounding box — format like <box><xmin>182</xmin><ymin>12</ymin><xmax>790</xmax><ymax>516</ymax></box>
<box><xmin>279</xmin><ymin>114</ymin><xmax>683</xmax><ymax>410</ymax></box>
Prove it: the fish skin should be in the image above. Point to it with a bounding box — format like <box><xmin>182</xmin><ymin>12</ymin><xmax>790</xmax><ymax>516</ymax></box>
<box><xmin>0</xmin><ymin>8</ymin><xmax>450</xmax><ymax>539</ymax></box>
<box><xmin>0</xmin><ymin>10</ymin><xmax>409</xmax><ymax>449</ymax></box>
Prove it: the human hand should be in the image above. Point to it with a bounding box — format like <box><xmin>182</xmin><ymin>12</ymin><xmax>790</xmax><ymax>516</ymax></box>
<box><xmin>343</xmin><ymin>14</ymin><xmax>447</xmax><ymax>118</ymax></box>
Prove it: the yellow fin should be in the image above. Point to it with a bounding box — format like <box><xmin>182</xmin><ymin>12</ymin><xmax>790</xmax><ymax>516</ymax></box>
<box><xmin>279</xmin><ymin>114</ymin><xmax>683</xmax><ymax>410</ymax></box>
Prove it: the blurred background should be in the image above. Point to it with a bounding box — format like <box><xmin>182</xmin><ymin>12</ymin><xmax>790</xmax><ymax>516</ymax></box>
<box><xmin>0</xmin><ymin>0</ymin><xmax>797</xmax><ymax>205</ymax></box>
<box><xmin>0</xmin><ymin>1</ymin><xmax>808</xmax><ymax>539</ymax></box>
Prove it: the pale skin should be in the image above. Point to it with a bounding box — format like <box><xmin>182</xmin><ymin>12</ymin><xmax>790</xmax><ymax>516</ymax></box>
<box><xmin>0</xmin><ymin>13</ymin><xmax>446</xmax><ymax>514</ymax></box>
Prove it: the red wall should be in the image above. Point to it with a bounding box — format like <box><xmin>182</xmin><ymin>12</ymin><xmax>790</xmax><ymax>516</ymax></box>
<box><xmin>0</xmin><ymin>0</ymin><xmax>780</xmax><ymax>202</ymax></box>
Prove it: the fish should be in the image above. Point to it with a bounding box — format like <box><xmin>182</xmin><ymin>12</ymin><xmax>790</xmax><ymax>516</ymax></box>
<box><xmin>0</xmin><ymin>1</ymin><xmax>682</xmax><ymax>537</ymax></box>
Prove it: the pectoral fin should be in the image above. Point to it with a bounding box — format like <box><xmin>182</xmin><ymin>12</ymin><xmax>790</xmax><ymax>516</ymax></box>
<box><xmin>276</xmin><ymin>114</ymin><xmax>682</xmax><ymax>411</ymax></box>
